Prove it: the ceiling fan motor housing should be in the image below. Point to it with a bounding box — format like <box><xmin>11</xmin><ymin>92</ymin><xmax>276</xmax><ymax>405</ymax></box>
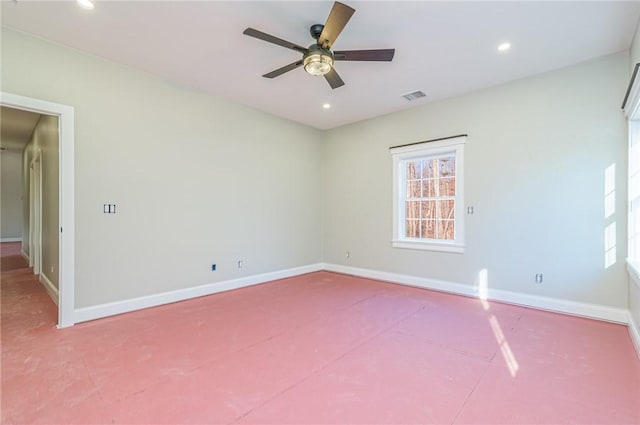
<box><xmin>305</xmin><ymin>44</ymin><xmax>333</xmax><ymax>58</ymax></box>
<box><xmin>310</xmin><ymin>24</ymin><xmax>325</xmax><ymax>40</ymax></box>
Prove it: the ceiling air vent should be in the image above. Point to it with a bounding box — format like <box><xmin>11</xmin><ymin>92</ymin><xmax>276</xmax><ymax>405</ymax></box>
<box><xmin>402</xmin><ymin>90</ymin><xmax>426</xmax><ymax>101</ymax></box>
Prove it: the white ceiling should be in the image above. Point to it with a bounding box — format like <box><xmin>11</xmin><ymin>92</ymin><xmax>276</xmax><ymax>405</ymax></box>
<box><xmin>0</xmin><ymin>106</ymin><xmax>40</xmax><ymax>152</ymax></box>
<box><xmin>2</xmin><ymin>1</ymin><xmax>639</xmax><ymax>130</ymax></box>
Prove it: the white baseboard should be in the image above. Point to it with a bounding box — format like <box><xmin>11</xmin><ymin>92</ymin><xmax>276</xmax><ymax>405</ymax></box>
<box><xmin>322</xmin><ymin>263</ymin><xmax>629</xmax><ymax>324</ymax></box>
<box><xmin>73</xmin><ymin>263</ymin><xmax>324</xmax><ymax>324</ymax></box>
<box><xmin>70</xmin><ymin>261</ymin><xmax>630</xmax><ymax>328</ymax></box>
<box><xmin>39</xmin><ymin>272</ymin><xmax>59</xmax><ymax>305</ymax></box>
<box><xmin>629</xmin><ymin>312</ymin><xmax>640</xmax><ymax>360</ymax></box>
<box><xmin>1</xmin><ymin>237</ymin><xmax>22</xmax><ymax>242</ymax></box>
<box><xmin>21</xmin><ymin>250</ymin><xmax>29</xmax><ymax>263</ymax></box>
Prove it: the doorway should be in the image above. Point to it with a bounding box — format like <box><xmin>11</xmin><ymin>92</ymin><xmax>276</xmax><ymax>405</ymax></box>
<box><xmin>1</xmin><ymin>92</ymin><xmax>75</xmax><ymax>328</ymax></box>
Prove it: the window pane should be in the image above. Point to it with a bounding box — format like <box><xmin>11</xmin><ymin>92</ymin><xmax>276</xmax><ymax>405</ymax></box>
<box><xmin>421</xmin><ymin>220</ymin><xmax>436</xmax><ymax>239</ymax></box>
<box><xmin>406</xmin><ymin>161</ymin><xmax>421</xmax><ymax>179</ymax></box>
<box><xmin>422</xmin><ymin>159</ymin><xmax>437</xmax><ymax>178</ymax></box>
<box><xmin>439</xmin><ymin>156</ymin><xmax>455</xmax><ymax>177</ymax></box>
<box><xmin>631</xmin><ymin>199</ymin><xmax>640</xmax><ymax>262</ymax></box>
<box><xmin>406</xmin><ymin>219</ymin><xmax>420</xmax><ymax>238</ymax></box>
<box><xmin>439</xmin><ymin>176</ymin><xmax>456</xmax><ymax>196</ymax></box>
<box><xmin>407</xmin><ymin>181</ymin><xmax>421</xmax><ymax>198</ymax></box>
<box><xmin>406</xmin><ymin>201</ymin><xmax>420</xmax><ymax>219</ymax></box>
<box><xmin>421</xmin><ymin>201</ymin><xmax>436</xmax><ymax>220</ymax></box>
<box><xmin>437</xmin><ymin>200</ymin><xmax>455</xmax><ymax>220</ymax></box>
<box><xmin>438</xmin><ymin>220</ymin><xmax>455</xmax><ymax>240</ymax></box>
<box><xmin>422</xmin><ymin>179</ymin><xmax>436</xmax><ymax>198</ymax></box>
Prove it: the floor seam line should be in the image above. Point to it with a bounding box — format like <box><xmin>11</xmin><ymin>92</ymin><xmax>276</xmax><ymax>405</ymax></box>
<box><xmin>449</xmin><ymin>347</ymin><xmax>495</xmax><ymax>425</ymax></box>
<box><xmin>230</xmin><ymin>303</ymin><xmax>428</xmax><ymax>424</ymax></box>
<box><xmin>189</xmin><ymin>294</ymin><xmax>382</xmax><ymax>377</ymax></box>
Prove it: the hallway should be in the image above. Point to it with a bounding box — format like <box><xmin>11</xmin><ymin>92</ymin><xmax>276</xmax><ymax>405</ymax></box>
<box><xmin>1</xmin><ymin>241</ymin><xmax>58</xmax><ymax>329</ymax></box>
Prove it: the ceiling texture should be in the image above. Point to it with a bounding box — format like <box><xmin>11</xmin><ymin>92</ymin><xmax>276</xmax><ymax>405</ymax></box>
<box><xmin>0</xmin><ymin>106</ymin><xmax>40</xmax><ymax>152</ymax></box>
<box><xmin>2</xmin><ymin>1</ymin><xmax>639</xmax><ymax>130</ymax></box>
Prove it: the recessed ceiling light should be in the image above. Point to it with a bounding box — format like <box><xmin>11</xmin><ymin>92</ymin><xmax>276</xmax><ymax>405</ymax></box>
<box><xmin>322</xmin><ymin>103</ymin><xmax>331</xmax><ymax>109</ymax></box>
<box><xmin>77</xmin><ymin>0</ymin><xmax>94</xmax><ymax>10</ymax></box>
<box><xmin>497</xmin><ymin>42</ymin><xmax>511</xmax><ymax>52</ymax></box>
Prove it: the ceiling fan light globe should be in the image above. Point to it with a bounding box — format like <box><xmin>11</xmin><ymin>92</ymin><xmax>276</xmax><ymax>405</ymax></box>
<box><xmin>303</xmin><ymin>52</ymin><xmax>333</xmax><ymax>76</ymax></box>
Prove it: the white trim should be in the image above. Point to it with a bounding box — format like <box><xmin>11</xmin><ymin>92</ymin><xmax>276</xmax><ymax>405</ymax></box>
<box><xmin>321</xmin><ymin>263</ymin><xmax>629</xmax><ymax>324</ymax></box>
<box><xmin>0</xmin><ymin>237</ymin><xmax>22</xmax><ymax>242</ymax></box>
<box><xmin>39</xmin><ymin>272</ymin><xmax>59</xmax><ymax>306</ymax></box>
<box><xmin>1</xmin><ymin>92</ymin><xmax>75</xmax><ymax>328</ymax></box>
<box><xmin>64</xmin><ymin>262</ymin><xmax>632</xmax><ymax>330</ymax></box>
<box><xmin>391</xmin><ymin>136</ymin><xmax>466</xmax><ymax>253</ymax></box>
<box><xmin>74</xmin><ymin>263</ymin><xmax>324</xmax><ymax>324</ymax></box>
<box><xmin>21</xmin><ymin>250</ymin><xmax>29</xmax><ymax>263</ymax></box>
<box><xmin>389</xmin><ymin>136</ymin><xmax>467</xmax><ymax>155</ymax></box>
<box><xmin>629</xmin><ymin>312</ymin><xmax>640</xmax><ymax>360</ymax></box>
<box><xmin>29</xmin><ymin>151</ymin><xmax>42</xmax><ymax>275</ymax></box>
<box><xmin>28</xmin><ymin>159</ymin><xmax>35</xmax><ymax>268</ymax></box>
<box><xmin>391</xmin><ymin>240</ymin><xmax>464</xmax><ymax>253</ymax></box>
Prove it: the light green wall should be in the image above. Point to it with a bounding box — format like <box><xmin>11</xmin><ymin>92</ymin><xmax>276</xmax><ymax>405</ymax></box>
<box><xmin>322</xmin><ymin>52</ymin><xmax>629</xmax><ymax>309</ymax></box>
<box><xmin>1</xmin><ymin>26</ymin><xmax>633</xmax><ymax>317</ymax></box>
<box><xmin>1</xmin><ymin>150</ymin><xmax>23</xmax><ymax>240</ymax></box>
<box><xmin>22</xmin><ymin>115</ymin><xmax>60</xmax><ymax>287</ymax></box>
<box><xmin>630</xmin><ymin>19</ymin><xmax>640</xmax><ymax>71</ymax></box>
<box><xmin>1</xmin><ymin>28</ymin><xmax>323</xmax><ymax>308</ymax></box>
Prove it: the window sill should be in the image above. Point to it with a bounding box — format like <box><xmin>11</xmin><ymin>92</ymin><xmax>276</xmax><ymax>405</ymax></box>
<box><xmin>392</xmin><ymin>240</ymin><xmax>464</xmax><ymax>253</ymax></box>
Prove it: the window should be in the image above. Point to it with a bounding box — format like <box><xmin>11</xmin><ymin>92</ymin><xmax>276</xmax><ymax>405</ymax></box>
<box><xmin>629</xmin><ymin>120</ymin><xmax>640</xmax><ymax>269</ymax></box>
<box><xmin>390</xmin><ymin>136</ymin><xmax>466</xmax><ymax>253</ymax></box>
<box><xmin>624</xmin><ymin>64</ymin><xmax>640</xmax><ymax>274</ymax></box>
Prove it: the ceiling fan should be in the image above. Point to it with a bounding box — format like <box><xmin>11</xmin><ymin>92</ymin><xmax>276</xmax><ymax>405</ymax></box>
<box><xmin>243</xmin><ymin>1</ymin><xmax>395</xmax><ymax>89</ymax></box>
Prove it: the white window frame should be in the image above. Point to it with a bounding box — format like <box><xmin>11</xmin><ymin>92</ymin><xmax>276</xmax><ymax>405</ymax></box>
<box><xmin>390</xmin><ymin>136</ymin><xmax>466</xmax><ymax>253</ymax></box>
<box><xmin>628</xmin><ymin>121</ymin><xmax>640</xmax><ymax>273</ymax></box>
<box><xmin>624</xmin><ymin>65</ymin><xmax>640</xmax><ymax>279</ymax></box>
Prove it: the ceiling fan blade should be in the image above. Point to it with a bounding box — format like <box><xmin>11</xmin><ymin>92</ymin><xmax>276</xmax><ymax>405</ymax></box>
<box><xmin>243</xmin><ymin>28</ymin><xmax>308</xmax><ymax>54</ymax></box>
<box><xmin>333</xmin><ymin>49</ymin><xmax>395</xmax><ymax>61</ymax></box>
<box><xmin>318</xmin><ymin>2</ymin><xmax>355</xmax><ymax>49</ymax></box>
<box><xmin>262</xmin><ymin>60</ymin><xmax>304</xmax><ymax>79</ymax></box>
<box><xmin>324</xmin><ymin>67</ymin><xmax>345</xmax><ymax>89</ymax></box>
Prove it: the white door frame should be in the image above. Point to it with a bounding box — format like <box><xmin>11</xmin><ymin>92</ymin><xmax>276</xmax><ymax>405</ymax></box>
<box><xmin>28</xmin><ymin>160</ymin><xmax>34</xmax><ymax>268</ymax></box>
<box><xmin>1</xmin><ymin>92</ymin><xmax>75</xmax><ymax>328</ymax></box>
<box><xmin>29</xmin><ymin>152</ymin><xmax>43</xmax><ymax>275</ymax></box>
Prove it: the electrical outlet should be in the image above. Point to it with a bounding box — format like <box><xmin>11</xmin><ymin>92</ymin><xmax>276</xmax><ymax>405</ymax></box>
<box><xmin>237</xmin><ymin>260</ymin><xmax>243</xmax><ymax>269</ymax></box>
<box><xmin>103</xmin><ymin>204</ymin><xmax>116</xmax><ymax>214</ymax></box>
<box><xmin>535</xmin><ymin>273</ymin><xmax>543</xmax><ymax>284</ymax></box>
<box><xmin>211</xmin><ymin>264</ymin><xmax>216</xmax><ymax>271</ymax></box>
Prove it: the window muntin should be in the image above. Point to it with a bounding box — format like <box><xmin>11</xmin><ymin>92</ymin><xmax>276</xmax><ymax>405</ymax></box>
<box><xmin>391</xmin><ymin>136</ymin><xmax>465</xmax><ymax>253</ymax></box>
<box><xmin>404</xmin><ymin>155</ymin><xmax>456</xmax><ymax>240</ymax></box>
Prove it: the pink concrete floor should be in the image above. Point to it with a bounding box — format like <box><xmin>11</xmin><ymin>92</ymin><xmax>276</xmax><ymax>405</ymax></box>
<box><xmin>2</xmin><ymin>242</ymin><xmax>639</xmax><ymax>424</ymax></box>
